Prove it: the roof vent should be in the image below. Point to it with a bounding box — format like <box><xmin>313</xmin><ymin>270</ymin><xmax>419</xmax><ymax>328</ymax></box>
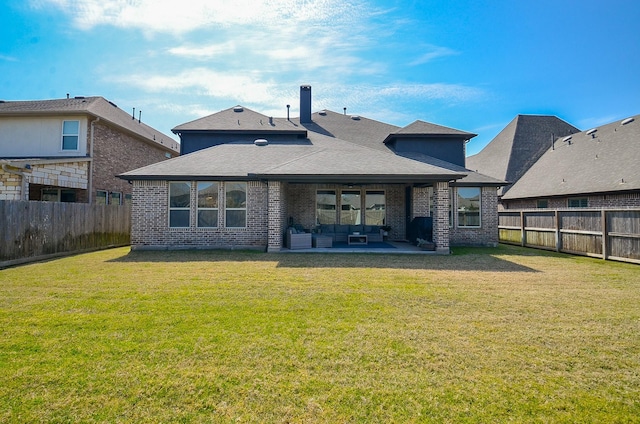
<box><xmin>586</xmin><ymin>128</ymin><xmax>597</xmax><ymax>135</ymax></box>
<box><xmin>108</xmin><ymin>101</ymin><xmax>118</xmax><ymax>108</ymax></box>
<box><xmin>233</xmin><ymin>106</ymin><xmax>244</xmax><ymax>112</ymax></box>
<box><xmin>621</xmin><ymin>117</ymin><xmax>634</xmax><ymax>125</ymax></box>
<box><xmin>318</xmin><ymin>110</ymin><xmax>327</xmax><ymax>116</ymax></box>
<box><xmin>74</xmin><ymin>96</ymin><xmax>85</xmax><ymax>99</ymax></box>
<box><xmin>351</xmin><ymin>115</ymin><xmax>361</xmax><ymax>120</ymax></box>
<box><xmin>254</xmin><ymin>138</ymin><xmax>268</xmax><ymax>146</ymax></box>
<box><xmin>562</xmin><ymin>135</ymin><xmax>572</xmax><ymax>144</ymax></box>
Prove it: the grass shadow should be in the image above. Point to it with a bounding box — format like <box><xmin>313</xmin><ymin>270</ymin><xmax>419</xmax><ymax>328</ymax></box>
<box><xmin>109</xmin><ymin>244</ymin><xmax>540</xmax><ymax>273</ymax></box>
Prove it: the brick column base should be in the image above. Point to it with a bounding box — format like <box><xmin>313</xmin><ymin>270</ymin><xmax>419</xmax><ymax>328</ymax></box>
<box><xmin>433</xmin><ymin>181</ymin><xmax>450</xmax><ymax>254</ymax></box>
<box><xmin>267</xmin><ymin>180</ymin><xmax>282</xmax><ymax>252</ymax></box>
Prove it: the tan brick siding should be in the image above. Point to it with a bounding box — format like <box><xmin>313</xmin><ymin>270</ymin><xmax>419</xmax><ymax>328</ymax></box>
<box><xmin>450</xmin><ymin>186</ymin><xmax>499</xmax><ymax>247</ymax></box>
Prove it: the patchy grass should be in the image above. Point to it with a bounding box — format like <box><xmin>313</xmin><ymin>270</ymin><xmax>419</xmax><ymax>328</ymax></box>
<box><xmin>1</xmin><ymin>245</ymin><xmax>639</xmax><ymax>422</ymax></box>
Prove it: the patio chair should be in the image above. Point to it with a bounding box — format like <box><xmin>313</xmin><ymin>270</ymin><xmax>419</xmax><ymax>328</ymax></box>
<box><xmin>286</xmin><ymin>227</ymin><xmax>312</xmax><ymax>249</ymax></box>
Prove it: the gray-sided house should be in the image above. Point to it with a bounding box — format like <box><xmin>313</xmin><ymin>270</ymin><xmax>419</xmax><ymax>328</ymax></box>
<box><xmin>0</xmin><ymin>96</ymin><xmax>179</xmax><ymax>204</ymax></box>
<box><xmin>120</xmin><ymin>86</ymin><xmax>506</xmax><ymax>252</ymax></box>
<box><xmin>468</xmin><ymin>114</ymin><xmax>640</xmax><ymax>209</ymax></box>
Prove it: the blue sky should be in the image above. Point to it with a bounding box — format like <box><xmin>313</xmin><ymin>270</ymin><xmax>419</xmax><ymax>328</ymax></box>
<box><xmin>1</xmin><ymin>0</ymin><xmax>638</xmax><ymax>155</ymax></box>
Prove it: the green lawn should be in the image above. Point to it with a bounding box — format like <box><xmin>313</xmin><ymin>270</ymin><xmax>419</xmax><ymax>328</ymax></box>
<box><xmin>1</xmin><ymin>245</ymin><xmax>639</xmax><ymax>423</ymax></box>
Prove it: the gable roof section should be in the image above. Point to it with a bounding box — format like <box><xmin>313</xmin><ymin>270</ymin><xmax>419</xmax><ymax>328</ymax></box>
<box><xmin>172</xmin><ymin>106</ymin><xmax>306</xmax><ymax>136</ymax></box>
<box><xmin>121</xmin><ymin>130</ymin><xmax>469</xmax><ymax>184</ymax></box>
<box><xmin>466</xmin><ymin>115</ymin><xmax>579</xmax><ymax>193</ymax></box>
<box><xmin>502</xmin><ymin>115</ymin><xmax>640</xmax><ymax>200</ymax></box>
<box><xmin>0</xmin><ymin>96</ymin><xmax>179</xmax><ymax>153</ymax></box>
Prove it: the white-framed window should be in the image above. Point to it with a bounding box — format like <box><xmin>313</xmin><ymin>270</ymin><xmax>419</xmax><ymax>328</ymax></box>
<box><xmin>340</xmin><ymin>190</ymin><xmax>361</xmax><ymax>225</ymax></box>
<box><xmin>61</xmin><ymin>120</ymin><xmax>79</xmax><ymax>151</ymax></box>
<box><xmin>365</xmin><ymin>190</ymin><xmax>385</xmax><ymax>225</ymax></box>
<box><xmin>96</xmin><ymin>190</ymin><xmax>108</xmax><ymax>205</ymax></box>
<box><xmin>110</xmin><ymin>192</ymin><xmax>122</xmax><ymax>206</ymax></box>
<box><xmin>316</xmin><ymin>190</ymin><xmax>337</xmax><ymax>225</ymax></box>
<box><xmin>568</xmin><ymin>197</ymin><xmax>588</xmax><ymax>208</ymax></box>
<box><xmin>225</xmin><ymin>182</ymin><xmax>246</xmax><ymax>228</ymax></box>
<box><xmin>124</xmin><ymin>194</ymin><xmax>132</xmax><ymax>205</ymax></box>
<box><xmin>457</xmin><ymin>187</ymin><xmax>481</xmax><ymax>228</ymax></box>
<box><xmin>169</xmin><ymin>182</ymin><xmax>191</xmax><ymax>228</ymax></box>
<box><xmin>41</xmin><ymin>188</ymin><xmax>76</xmax><ymax>202</ymax></box>
<box><xmin>197</xmin><ymin>182</ymin><xmax>218</xmax><ymax>227</ymax></box>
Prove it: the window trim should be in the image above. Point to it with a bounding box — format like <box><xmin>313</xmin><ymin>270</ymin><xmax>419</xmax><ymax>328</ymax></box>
<box><xmin>225</xmin><ymin>182</ymin><xmax>247</xmax><ymax>228</ymax></box>
<box><xmin>110</xmin><ymin>192</ymin><xmax>122</xmax><ymax>206</ymax></box>
<box><xmin>96</xmin><ymin>190</ymin><xmax>108</xmax><ymax>205</ymax></box>
<box><xmin>61</xmin><ymin>120</ymin><xmax>80</xmax><ymax>151</ymax></box>
<box><xmin>197</xmin><ymin>181</ymin><xmax>219</xmax><ymax>228</ymax></box>
<box><xmin>340</xmin><ymin>189</ymin><xmax>362</xmax><ymax>225</ymax></box>
<box><xmin>364</xmin><ymin>189</ymin><xmax>386</xmax><ymax>226</ymax></box>
<box><xmin>316</xmin><ymin>189</ymin><xmax>337</xmax><ymax>225</ymax></box>
<box><xmin>168</xmin><ymin>181</ymin><xmax>191</xmax><ymax>228</ymax></box>
<box><xmin>537</xmin><ymin>199</ymin><xmax>549</xmax><ymax>209</ymax></box>
<box><xmin>568</xmin><ymin>197</ymin><xmax>588</xmax><ymax>208</ymax></box>
<box><xmin>456</xmin><ymin>187</ymin><xmax>482</xmax><ymax>228</ymax></box>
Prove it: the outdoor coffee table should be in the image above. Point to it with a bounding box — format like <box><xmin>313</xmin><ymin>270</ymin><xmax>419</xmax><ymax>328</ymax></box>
<box><xmin>347</xmin><ymin>234</ymin><xmax>368</xmax><ymax>245</ymax></box>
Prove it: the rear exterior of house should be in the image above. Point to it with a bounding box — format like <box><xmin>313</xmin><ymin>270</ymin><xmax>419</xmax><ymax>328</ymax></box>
<box><xmin>122</xmin><ymin>86</ymin><xmax>505</xmax><ymax>252</ymax></box>
<box><xmin>0</xmin><ymin>96</ymin><xmax>179</xmax><ymax>204</ymax></box>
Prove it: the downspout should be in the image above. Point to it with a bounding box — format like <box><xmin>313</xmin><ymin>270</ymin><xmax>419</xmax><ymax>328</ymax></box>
<box><xmin>2</xmin><ymin>162</ymin><xmax>28</xmax><ymax>200</ymax></box>
<box><xmin>89</xmin><ymin>117</ymin><xmax>100</xmax><ymax>204</ymax></box>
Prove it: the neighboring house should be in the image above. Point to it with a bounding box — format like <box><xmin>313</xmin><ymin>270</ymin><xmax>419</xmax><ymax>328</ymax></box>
<box><xmin>0</xmin><ymin>96</ymin><xmax>179</xmax><ymax>204</ymax></box>
<box><xmin>501</xmin><ymin>115</ymin><xmax>640</xmax><ymax>209</ymax></box>
<box><xmin>120</xmin><ymin>85</ymin><xmax>506</xmax><ymax>252</ymax></box>
<box><xmin>466</xmin><ymin>114</ymin><xmax>580</xmax><ymax>199</ymax></box>
<box><xmin>468</xmin><ymin>114</ymin><xmax>640</xmax><ymax>209</ymax></box>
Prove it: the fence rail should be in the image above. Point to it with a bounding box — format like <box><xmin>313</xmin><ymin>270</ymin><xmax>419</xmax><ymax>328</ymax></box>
<box><xmin>1</xmin><ymin>200</ymin><xmax>130</xmax><ymax>268</ymax></box>
<box><xmin>499</xmin><ymin>208</ymin><xmax>640</xmax><ymax>264</ymax></box>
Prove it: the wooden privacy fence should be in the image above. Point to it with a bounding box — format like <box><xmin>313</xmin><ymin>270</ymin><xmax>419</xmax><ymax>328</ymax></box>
<box><xmin>499</xmin><ymin>209</ymin><xmax>640</xmax><ymax>264</ymax></box>
<box><xmin>1</xmin><ymin>200</ymin><xmax>130</xmax><ymax>267</ymax></box>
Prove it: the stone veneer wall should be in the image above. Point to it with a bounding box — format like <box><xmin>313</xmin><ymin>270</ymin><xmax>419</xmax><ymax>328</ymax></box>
<box><xmin>0</xmin><ymin>161</ymin><xmax>88</xmax><ymax>201</ymax></box>
<box><xmin>131</xmin><ymin>180</ymin><xmax>268</xmax><ymax>249</ymax></box>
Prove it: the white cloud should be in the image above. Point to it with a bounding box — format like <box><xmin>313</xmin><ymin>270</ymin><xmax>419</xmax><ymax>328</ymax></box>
<box><xmin>0</xmin><ymin>54</ymin><xmax>19</xmax><ymax>62</ymax></box>
<box><xmin>168</xmin><ymin>42</ymin><xmax>237</xmax><ymax>59</ymax></box>
<box><xmin>31</xmin><ymin>0</ymin><xmax>365</xmax><ymax>34</ymax></box>
<box><xmin>409</xmin><ymin>46</ymin><xmax>460</xmax><ymax>66</ymax></box>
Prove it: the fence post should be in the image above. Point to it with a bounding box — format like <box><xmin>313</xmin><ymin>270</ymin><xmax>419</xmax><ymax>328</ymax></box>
<box><xmin>601</xmin><ymin>209</ymin><xmax>608</xmax><ymax>260</ymax></box>
<box><xmin>520</xmin><ymin>210</ymin><xmax>525</xmax><ymax>246</ymax></box>
<box><xmin>555</xmin><ymin>209</ymin><xmax>561</xmax><ymax>252</ymax></box>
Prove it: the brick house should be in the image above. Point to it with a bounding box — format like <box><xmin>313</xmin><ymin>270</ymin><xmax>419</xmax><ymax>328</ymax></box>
<box><xmin>121</xmin><ymin>86</ymin><xmax>505</xmax><ymax>252</ymax></box>
<box><xmin>468</xmin><ymin>114</ymin><xmax>640</xmax><ymax>209</ymax></box>
<box><xmin>0</xmin><ymin>96</ymin><xmax>179</xmax><ymax>204</ymax></box>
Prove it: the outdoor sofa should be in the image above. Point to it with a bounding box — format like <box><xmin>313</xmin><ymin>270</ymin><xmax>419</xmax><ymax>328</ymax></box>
<box><xmin>317</xmin><ymin>224</ymin><xmax>384</xmax><ymax>243</ymax></box>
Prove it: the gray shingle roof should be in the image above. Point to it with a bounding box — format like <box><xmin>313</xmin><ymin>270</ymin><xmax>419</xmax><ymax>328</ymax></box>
<box><xmin>466</xmin><ymin>115</ymin><xmax>580</xmax><ymax>194</ymax></box>
<box><xmin>173</xmin><ymin>106</ymin><xmax>305</xmax><ymax>134</ymax></box>
<box><xmin>502</xmin><ymin>115</ymin><xmax>640</xmax><ymax>200</ymax></box>
<box><xmin>394</xmin><ymin>120</ymin><xmax>476</xmax><ymax>137</ymax></box>
<box><xmin>121</xmin><ymin>130</ymin><xmax>470</xmax><ymax>183</ymax></box>
<box><xmin>0</xmin><ymin>96</ymin><xmax>179</xmax><ymax>153</ymax></box>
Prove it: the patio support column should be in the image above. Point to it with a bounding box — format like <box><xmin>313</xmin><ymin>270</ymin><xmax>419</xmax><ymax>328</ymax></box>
<box><xmin>267</xmin><ymin>180</ymin><xmax>282</xmax><ymax>252</ymax></box>
<box><xmin>433</xmin><ymin>181</ymin><xmax>450</xmax><ymax>254</ymax></box>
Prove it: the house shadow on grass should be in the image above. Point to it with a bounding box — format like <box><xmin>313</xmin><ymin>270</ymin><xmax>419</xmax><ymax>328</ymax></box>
<box><xmin>109</xmin><ymin>245</ymin><xmax>539</xmax><ymax>273</ymax></box>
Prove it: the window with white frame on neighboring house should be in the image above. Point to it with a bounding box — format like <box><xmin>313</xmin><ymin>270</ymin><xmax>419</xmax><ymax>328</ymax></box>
<box><xmin>568</xmin><ymin>197</ymin><xmax>588</xmax><ymax>208</ymax></box>
<box><xmin>110</xmin><ymin>192</ymin><xmax>122</xmax><ymax>205</ymax></box>
<box><xmin>96</xmin><ymin>190</ymin><xmax>107</xmax><ymax>205</ymax></box>
<box><xmin>124</xmin><ymin>194</ymin><xmax>132</xmax><ymax>205</ymax></box>
<box><xmin>61</xmin><ymin>120</ymin><xmax>79</xmax><ymax>151</ymax></box>
<box><xmin>169</xmin><ymin>182</ymin><xmax>191</xmax><ymax>227</ymax></box>
<box><xmin>197</xmin><ymin>182</ymin><xmax>218</xmax><ymax>227</ymax></box>
<box><xmin>457</xmin><ymin>187</ymin><xmax>481</xmax><ymax>227</ymax></box>
<box><xmin>537</xmin><ymin>199</ymin><xmax>549</xmax><ymax>208</ymax></box>
<box><xmin>41</xmin><ymin>188</ymin><xmax>76</xmax><ymax>202</ymax></box>
<box><xmin>225</xmin><ymin>182</ymin><xmax>246</xmax><ymax>227</ymax></box>
<box><xmin>316</xmin><ymin>190</ymin><xmax>337</xmax><ymax>224</ymax></box>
